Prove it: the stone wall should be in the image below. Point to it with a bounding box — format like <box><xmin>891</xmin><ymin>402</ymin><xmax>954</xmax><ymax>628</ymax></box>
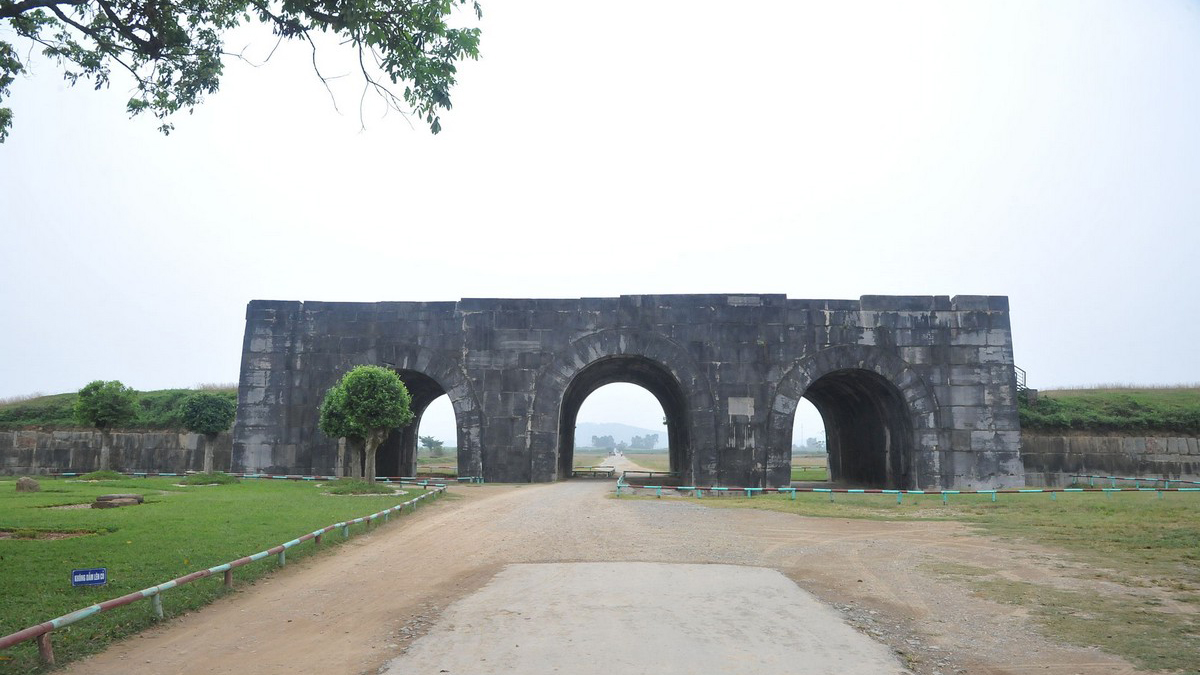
<box><xmin>0</xmin><ymin>429</ymin><xmax>232</xmax><ymax>475</ymax></box>
<box><xmin>1021</xmin><ymin>434</ymin><xmax>1200</xmax><ymax>486</ymax></box>
<box><xmin>234</xmin><ymin>294</ymin><xmax>1023</xmax><ymax>489</ymax></box>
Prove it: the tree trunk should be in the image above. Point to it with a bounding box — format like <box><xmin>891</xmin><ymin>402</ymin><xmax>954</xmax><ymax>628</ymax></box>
<box><xmin>202</xmin><ymin>434</ymin><xmax>214</xmax><ymax>473</ymax></box>
<box><xmin>347</xmin><ymin>439</ymin><xmax>363</xmax><ymax>478</ymax></box>
<box><xmin>363</xmin><ymin>429</ymin><xmax>391</xmax><ymax>483</ymax></box>
<box><xmin>99</xmin><ymin>429</ymin><xmax>111</xmax><ymax>471</ymax></box>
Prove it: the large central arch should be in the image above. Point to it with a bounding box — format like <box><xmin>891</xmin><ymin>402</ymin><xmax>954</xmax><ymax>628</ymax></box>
<box><xmin>556</xmin><ymin>356</ymin><xmax>690</xmax><ymax>479</ymax></box>
<box><xmin>529</xmin><ymin>329</ymin><xmax>717</xmax><ymax>484</ymax></box>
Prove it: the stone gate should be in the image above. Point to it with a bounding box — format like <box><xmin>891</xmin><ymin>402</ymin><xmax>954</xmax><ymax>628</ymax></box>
<box><xmin>232</xmin><ymin>294</ymin><xmax>1024</xmax><ymax>489</ymax></box>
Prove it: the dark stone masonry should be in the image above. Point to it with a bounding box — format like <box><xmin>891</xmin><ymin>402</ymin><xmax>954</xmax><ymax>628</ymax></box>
<box><xmin>232</xmin><ymin>294</ymin><xmax>1024</xmax><ymax>489</ymax></box>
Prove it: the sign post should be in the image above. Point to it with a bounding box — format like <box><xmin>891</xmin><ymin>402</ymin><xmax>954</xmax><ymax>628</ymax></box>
<box><xmin>71</xmin><ymin>568</ymin><xmax>107</xmax><ymax>587</ymax></box>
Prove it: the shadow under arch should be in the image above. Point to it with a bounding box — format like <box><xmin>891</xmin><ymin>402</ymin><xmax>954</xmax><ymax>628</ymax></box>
<box><xmin>529</xmin><ymin>329</ymin><xmax>716</xmax><ymax>483</ymax></box>
<box><xmin>767</xmin><ymin>345</ymin><xmax>941</xmax><ymax>489</ymax></box>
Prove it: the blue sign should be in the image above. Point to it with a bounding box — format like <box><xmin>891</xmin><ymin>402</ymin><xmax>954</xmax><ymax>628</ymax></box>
<box><xmin>72</xmin><ymin>568</ymin><xmax>107</xmax><ymax>586</ymax></box>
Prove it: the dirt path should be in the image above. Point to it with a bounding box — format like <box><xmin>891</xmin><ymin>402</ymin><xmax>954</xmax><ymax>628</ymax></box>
<box><xmin>61</xmin><ymin>482</ymin><xmax>1133</xmax><ymax>675</ymax></box>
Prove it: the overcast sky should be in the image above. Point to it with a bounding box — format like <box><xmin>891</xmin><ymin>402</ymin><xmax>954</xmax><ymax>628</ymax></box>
<box><xmin>2</xmin><ymin>0</ymin><xmax>1198</xmax><ymax>444</ymax></box>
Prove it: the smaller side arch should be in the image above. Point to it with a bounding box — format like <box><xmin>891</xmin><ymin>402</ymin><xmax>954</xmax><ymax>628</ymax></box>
<box><xmin>387</xmin><ymin>347</ymin><xmax>486</xmax><ymax>480</ymax></box>
<box><xmin>528</xmin><ymin>329</ymin><xmax>717</xmax><ymax>483</ymax></box>
<box><xmin>766</xmin><ymin>345</ymin><xmax>942</xmax><ymax>489</ymax></box>
<box><xmin>333</xmin><ymin>346</ymin><xmax>485</xmax><ymax>480</ymax></box>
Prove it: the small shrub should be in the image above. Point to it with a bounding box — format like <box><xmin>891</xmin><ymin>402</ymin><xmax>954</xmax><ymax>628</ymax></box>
<box><xmin>180</xmin><ymin>472</ymin><xmax>240</xmax><ymax>486</ymax></box>
<box><xmin>79</xmin><ymin>470</ymin><xmax>125</xmax><ymax>481</ymax></box>
<box><xmin>324</xmin><ymin>478</ymin><xmax>398</xmax><ymax>495</ymax></box>
<box><xmin>180</xmin><ymin>393</ymin><xmax>237</xmax><ymax>435</ymax></box>
<box><xmin>74</xmin><ymin>380</ymin><xmax>137</xmax><ymax>429</ymax></box>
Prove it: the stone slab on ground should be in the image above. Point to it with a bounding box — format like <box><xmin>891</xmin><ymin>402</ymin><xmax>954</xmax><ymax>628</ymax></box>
<box><xmin>91</xmin><ymin>497</ymin><xmax>140</xmax><ymax>508</ymax></box>
<box><xmin>382</xmin><ymin>561</ymin><xmax>909</xmax><ymax>675</ymax></box>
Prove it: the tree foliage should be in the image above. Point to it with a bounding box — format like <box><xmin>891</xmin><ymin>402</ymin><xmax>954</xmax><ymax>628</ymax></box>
<box><xmin>419</xmin><ymin>434</ymin><xmax>444</xmax><ymax>457</ymax></box>
<box><xmin>630</xmin><ymin>433</ymin><xmax>658</xmax><ymax>450</ymax></box>
<box><xmin>0</xmin><ymin>0</ymin><xmax>482</xmax><ymax>141</ymax></box>
<box><xmin>180</xmin><ymin>392</ymin><xmax>237</xmax><ymax>435</ymax></box>
<box><xmin>73</xmin><ymin>379</ymin><xmax>137</xmax><ymax>429</ymax></box>
<box><xmin>590</xmin><ymin>434</ymin><xmax>615</xmax><ymax>449</ymax></box>
<box><xmin>318</xmin><ymin>365</ymin><xmax>413</xmax><ymax>481</ymax></box>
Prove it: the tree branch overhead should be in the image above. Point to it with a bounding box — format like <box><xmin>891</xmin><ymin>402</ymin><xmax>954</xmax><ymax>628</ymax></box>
<box><xmin>0</xmin><ymin>0</ymin><xmax>482</xmax><ymax>141</ymax></box>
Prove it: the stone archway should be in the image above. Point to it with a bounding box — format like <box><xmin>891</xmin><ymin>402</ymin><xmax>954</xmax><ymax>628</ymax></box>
<box><xmin>767</xmin><ymin>345</ymin><xmax>942</xmax><ymax>489</ymax></box>
<box><xmin>554</xmin><ymin>356</ymin><xmax>689</xmax><ymax>480</ymax></box>
<box><xmin>369</xmin><ymin>347</ymin><xmax>485</xmax><ymax>480</ymax></box>
<box><xmin>528</xmin><ymin>330</ymin><xmax>716</xmax><ymax>483</ymax></box>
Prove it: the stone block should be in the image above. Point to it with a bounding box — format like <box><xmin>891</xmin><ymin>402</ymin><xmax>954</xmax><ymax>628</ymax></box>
<box><xmin>91</xmin><ymin>498</ymin><xmax>139</xmax><ymax>509</ymax></box>
<box><xmin>946</xmin><ymin>385</ymin><xmax>985</xmax><ymax>407</ymax></box>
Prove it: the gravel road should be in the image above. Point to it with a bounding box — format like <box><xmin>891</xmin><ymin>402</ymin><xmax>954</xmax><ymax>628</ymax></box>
<box><xmin>59</xmin><ymin>480</ymin><xmax>1135</xmax><ymax>675</ymax></box>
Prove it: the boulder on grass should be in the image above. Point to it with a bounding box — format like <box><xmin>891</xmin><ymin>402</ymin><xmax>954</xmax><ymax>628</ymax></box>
<box><xmin>16</xmin><ymin>477</ymin><xmax>40</xmax><ymax>492</ymax></box>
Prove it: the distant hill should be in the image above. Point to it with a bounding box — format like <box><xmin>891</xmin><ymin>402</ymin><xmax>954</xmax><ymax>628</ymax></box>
<box><xmin>574</xmin><ymin>422</ymin><xmax>666</xmax><ymax>449</ymax></box>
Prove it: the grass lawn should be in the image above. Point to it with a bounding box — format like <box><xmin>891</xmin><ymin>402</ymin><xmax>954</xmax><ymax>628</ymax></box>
<box><xmin>572</xmin><ymin>452</ymin><xmax>611</xmax><ymax>468</ymax></box>
<box><xmin>693</xmin><ymin>490</ymin><xmax>1200</xmax><ymax>673</ymax></box>
<box><xmin>790</xmin><ymin>467</ymin><xmax>828</xmax><ymax>481</ymax></box>
<box><xmin>622</xmin><ymin>452</ymin><xmax>671</xmax><ymax>472</ymax></box>
<box><xmin>0</xmin><ymin>476</ymin><xmax>429</xmax><ymax>673</ymax></box>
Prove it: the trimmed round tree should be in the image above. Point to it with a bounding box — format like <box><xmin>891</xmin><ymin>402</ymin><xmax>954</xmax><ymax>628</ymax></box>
<box><xmin>74</xmin><ymin>380</ymin><xmax>138</xmax><ymax>470</ymax></box>
<box><xmin>181</xmin><ymin>393</ymin><xmax>237</xmax><ymax>473</ymax></box>
<box><xmin>319</xmin><ymin>366</ymin><xmax>414</xmax><ymax>482</ymax></box>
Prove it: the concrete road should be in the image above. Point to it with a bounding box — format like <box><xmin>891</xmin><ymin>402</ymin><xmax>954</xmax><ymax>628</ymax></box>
<box><xmin>382</xmin><ymin>561</ymin><xmax>909</xmax><ymax>675</ymax></box>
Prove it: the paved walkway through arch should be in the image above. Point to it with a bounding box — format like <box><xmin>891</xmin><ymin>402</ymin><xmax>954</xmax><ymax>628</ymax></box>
<box><xmin>58</xmin><ymin>480</ymin><xmax>1133</xmax><ymax>675</ymax></box>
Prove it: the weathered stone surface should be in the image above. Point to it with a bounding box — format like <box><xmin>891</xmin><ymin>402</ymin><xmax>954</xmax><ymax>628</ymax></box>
<box><xmin>230</xmin><ymin>295</ymin><xmax>1023</xmax><ymax>489</ymax></box>
<box><xmin>15</xmin><ymin>476</ymin><xmax>39</xmax><ymax>492</ymax></box>
<box><xmin>1022</xmin><ymin>434</ymin><xmax>1200</xmax><ymax>486</ymax></box>
<box><xmin>91</xmin><ymin>497</ymin><xmax>139</xmax><ymax>508</ymax></box>
<box><xmin>96</xmin><ymin>493</ymin><xmax>144</xmax><ymax>503</ymax></box>
<box><xmin>0</xmin><ymin>430</ymin><xmax>231</xmax><ymax>475</ymax></box>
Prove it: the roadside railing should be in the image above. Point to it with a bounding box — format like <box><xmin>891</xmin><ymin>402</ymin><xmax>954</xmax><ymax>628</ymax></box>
<box><xmin>620</xmin><ymin>470</ymin><xmax>679</xmax><ymax>480</ymax></box>
<box><xmin>0</xmin><ymin>484</ymin><xmax>446</xmax><ymax>666</ymax></box>
<box><xmin>615</xmin><ymin>477</ymin><xmax>1200</xmax><ymax>503</ymax></box>
<box><xmin>45</xmin><ymin>470</ymin><xmax>482</xmax><ymax>485</ymax></box>
<box><xmin>571</xmin><ymin>466</ymin><xmax>616</xmax><ymax>478</ymax></box>
<box><xmin>1071</xmin><ymin>474</ymin><xmax>1200</xmax><ymax>488</ymax></box>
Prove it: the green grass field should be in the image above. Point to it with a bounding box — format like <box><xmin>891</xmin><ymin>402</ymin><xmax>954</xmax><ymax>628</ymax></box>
<box><xmin>695</xmin><ymin>490</ymin><xmax>1200</xmax><ymax>673</ymax></box>
<box><xmin>0</xmin><ymin>476</ymin><xmax>426</xmax><ymax>673</ymax></box>
<box><xmin>572</xmin><ymin>451</ymin><xmax>612</xmax><ymax>468</ymax></box>
<box><xmin>622</xmin><ymin>452</ymin><xmax>671</xmax><ymax>472</ymax></box>
<box><xmin>790</xmin><ymin>467</ymin><xmax>828</xmax><ymax>481</ymax></box>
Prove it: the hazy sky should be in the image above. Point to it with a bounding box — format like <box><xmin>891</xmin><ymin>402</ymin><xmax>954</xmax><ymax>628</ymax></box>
<box><xmin>2</xmin><ymin>0</ymin><xmax>1198</xmax><ymax>444</ymax></box>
